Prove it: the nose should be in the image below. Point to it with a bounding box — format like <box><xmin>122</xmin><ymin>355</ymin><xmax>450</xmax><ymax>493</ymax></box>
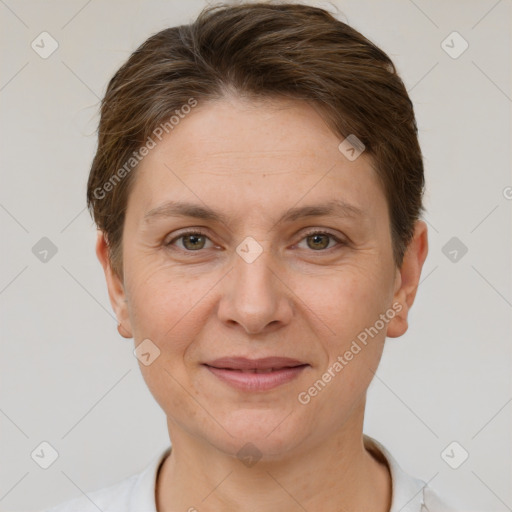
<box><xmin>217</xmin><ymin>241</ymin><xmax>294</xmax><ymax>335</ymax></box>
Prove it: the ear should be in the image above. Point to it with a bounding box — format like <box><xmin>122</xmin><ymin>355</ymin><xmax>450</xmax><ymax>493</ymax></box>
<box><xmin>387</xmin><ymin>220</ymin><xmax>428</xmax><ymax>338</ymax></box>
<box><xmin>95</xmin><ymin>230</ymin><xmax>133</xmax><ymax>339</ymax></box>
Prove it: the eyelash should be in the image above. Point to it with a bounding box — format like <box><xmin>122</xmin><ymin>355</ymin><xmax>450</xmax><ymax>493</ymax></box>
<box><xmin>165</xmin><ymin>229</ymin><xmax>346</xmax><ymax>253</ymax></box>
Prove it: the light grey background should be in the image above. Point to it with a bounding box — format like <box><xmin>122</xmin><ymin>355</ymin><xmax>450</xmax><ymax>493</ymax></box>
<box><xmin>1</xmin><ymin>1</ymin><xmax>510</xmax><ymax>511</ymax></box>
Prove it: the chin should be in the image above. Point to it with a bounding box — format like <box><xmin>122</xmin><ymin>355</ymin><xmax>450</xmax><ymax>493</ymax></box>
<box><xmin>206</xmin><ymin>408</ymin><xmax>309</xmax><ymax>459</ymax></box>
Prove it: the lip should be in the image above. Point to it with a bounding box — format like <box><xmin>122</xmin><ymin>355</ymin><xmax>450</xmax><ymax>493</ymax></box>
<box><xmin>204</xmin><ymin>356</ymin><xmax>307</xmax><ymax>371</ymax></box>
<box><xmin>203</xmin><ymin>357</ymin><xmax>309</xmax><ymax>392</ymax></box>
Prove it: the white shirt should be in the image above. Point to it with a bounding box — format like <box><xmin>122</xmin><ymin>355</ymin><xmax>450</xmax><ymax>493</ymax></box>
<box><xmin>45</xmin><ymin>435</ymin><xmax>455</xmax><ymax>512</ymax></box>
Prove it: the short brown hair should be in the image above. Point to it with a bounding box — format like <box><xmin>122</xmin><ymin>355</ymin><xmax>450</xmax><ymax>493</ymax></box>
<box><xmin>87</xmin><ymin>1</ymin><xmax>424</xmax><ymax>279</ymax></box>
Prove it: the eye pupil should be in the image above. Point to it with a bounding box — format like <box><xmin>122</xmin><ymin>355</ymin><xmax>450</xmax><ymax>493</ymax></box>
<box><xmin>307</xmin><ymin>233</ymin><xmax>329</xmax><ymax>250</ymax></box>
<box><xmin>183</xmin><ymin>234</ymin><xmax>205</xmax><ymax>250</ymax></box>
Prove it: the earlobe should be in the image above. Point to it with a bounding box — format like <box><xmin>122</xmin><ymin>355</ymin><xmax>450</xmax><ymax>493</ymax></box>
<box><xmin>95</xmin><ymin>231</ymin><xmax>133</xmax><ymax>339</ymax></box>
<box><xmin>117</xmin><ymin>323</ymin><xmax>132</xmax><ymax>339</ymax></box>
<box><xmin>387</xmin><ymin>220</ymin><xmax>428</xmax><ymax>338</ymax></box>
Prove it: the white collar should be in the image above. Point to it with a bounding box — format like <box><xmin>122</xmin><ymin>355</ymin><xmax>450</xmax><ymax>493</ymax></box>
<box><xmin>363</xmin><ymin>435</ymin><xmax>431</xmax><ymax>511</ymax></box>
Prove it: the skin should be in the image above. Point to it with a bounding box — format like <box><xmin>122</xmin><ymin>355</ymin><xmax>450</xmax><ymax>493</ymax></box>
<box><xmin>96</xmin><ymin>95</ymin><xmax>428</xmax><ymax>512</ymax></box>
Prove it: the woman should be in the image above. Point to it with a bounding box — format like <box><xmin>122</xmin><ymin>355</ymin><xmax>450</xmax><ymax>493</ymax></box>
<box><xmin>46</xmin><ymin>2</ymin><xmax>455</xmax><ymax>510</ymax></box>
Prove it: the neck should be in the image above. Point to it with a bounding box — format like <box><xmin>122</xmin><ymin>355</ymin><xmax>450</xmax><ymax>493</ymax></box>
<box><xmin>156</xmin><ymin>406</ymin><xmax>392</xmax><ymax>511</ymax></box>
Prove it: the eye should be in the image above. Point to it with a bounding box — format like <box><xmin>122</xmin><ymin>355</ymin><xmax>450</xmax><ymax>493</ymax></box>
<box><xmin>165</xmin><ymin>230</ymin><xmax>214</xmax><ymax>251</ymax></box>
<box><xmin>296</xmin><ymin>230</ymin><xmax>345</xmax><ymax>251</ymax></box>
<box><xmin>165</xmin><ymin>229</ymin><xmax>345</xmax><ymax>253</ymax></box>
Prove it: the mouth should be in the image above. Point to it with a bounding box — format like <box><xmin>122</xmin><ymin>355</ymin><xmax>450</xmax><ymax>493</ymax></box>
<box><xmin>202</xmin><ymin>357</ymin><xmax>309</xmax><ymax>391</ymax></box>
<box><xmin>206</xmin><ymin>367</ymin><xmax>306</xmax><ymax>373</ymax></box>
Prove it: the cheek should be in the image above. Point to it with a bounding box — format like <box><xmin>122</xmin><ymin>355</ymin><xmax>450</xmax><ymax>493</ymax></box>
<box><xmin>125</xmin><ymin>261</ymin><xmax>211</xmax><ymax>343</ymax></box>
<box><xmin>125</xmin><ymin>264</ymin><xmax>223</xmax><ymax>394</ymax></box>
<box><xmin>310</xmin><ymin>263</ymin><xmax>393</xmax><ymax>338</ymax></box>
<box><xmin>294</xmin><ymin>273</ymin><xmax>389</xmax><ymax>433</ymax></box>
<box><xmin>126</xmin><ymin>267</ymin><xmax>213</xmax><ymax>421</ymax></box>
<box><xmin>303</xmin><ymin>262</ymin><xmax>393</xmax><ymax>392</ymax></box>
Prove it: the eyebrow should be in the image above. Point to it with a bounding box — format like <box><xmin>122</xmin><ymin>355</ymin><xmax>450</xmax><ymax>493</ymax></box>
<box><xmin>143</xmin><ymin>199</ymin><xmax>365</xmax><ymax>227</ymax></box>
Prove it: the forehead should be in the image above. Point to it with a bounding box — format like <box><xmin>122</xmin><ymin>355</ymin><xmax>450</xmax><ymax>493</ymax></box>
<box><xmin>164</xmin><ymin>95</ymin><xmax>347</xmax><ymax>161</ymax></box>
<box><xmin>128</xmin><ymin>96</ymin><xmax>386</xmax><ymax>225</ymax></box>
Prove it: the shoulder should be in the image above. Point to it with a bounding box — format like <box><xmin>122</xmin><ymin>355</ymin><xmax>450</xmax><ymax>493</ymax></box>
<box><xmin>43</xmin><ymin>446</ymin><xmax>171</xmax><ymax>512</ymax></box>
<box><xmin>44</xmin><ymin>473</ymin><xmax>140</xmax><ymax>512</ymax></box>
<box><xmin>363</xmin><ymin>435</ymin><xmax>458</xmax><ymax>512</ymax></box>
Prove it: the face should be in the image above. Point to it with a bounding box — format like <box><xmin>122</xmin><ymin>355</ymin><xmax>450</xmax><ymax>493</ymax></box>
<box><xmin>98</xmin><ymin>96</ymin><xmax>427</xmax><ymax>459</ymax></box>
